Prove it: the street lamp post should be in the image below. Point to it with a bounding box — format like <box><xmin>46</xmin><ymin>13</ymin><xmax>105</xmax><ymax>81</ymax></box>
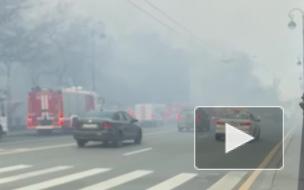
<box><xmin>90</xmin><ymin>22</ymin><xmax>105</xmax><ymax>92</ymax></box>
<box><xmin>288</xmin><ymin>8</ymin><xmax>304</xmax><ymax>190</ymax></box>
<box><xmin>91</xmin><ymin>32</ymin><xmax>96</xmax><ymax>91</ymax></box>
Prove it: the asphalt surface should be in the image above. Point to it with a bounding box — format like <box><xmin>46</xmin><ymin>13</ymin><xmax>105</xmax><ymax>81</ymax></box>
<box><xmin>0</xmin><ymin>122</ymin><xmax>284</xmax><ymax>190</ymax></box>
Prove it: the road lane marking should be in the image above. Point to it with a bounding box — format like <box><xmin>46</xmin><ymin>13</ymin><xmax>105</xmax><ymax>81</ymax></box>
<box><xmin>238</xmin><ymin>127</ymin><xmax>295</xmax><ymax>190</ymax></box>
<box><xmin>0</xmin><ymin>143</ymin><xmax>74</xmax><ymax>156</ymax></box>
<box><xmin>0</xmin><ymin>129</ymin><xmax>174</xmax><ymax>156</ymax></box>
<box><xmin>0</xmin><ymin>165</ymin><xmax>32</xmax><ymax>174</ymax></box>
<box><xmin>0</xmin><ymin>136</ymin><xmax>69</xmax><ymax>146</ymax></box>
<box><xmin>1</xmin><ymin>129</ymin><xmax>174</xmax><ymax>146</ymax></box>
<box><xmin>0</xmin><ymin>149</ymin><xmax>31</xmax><ymax>155</ymax></box>
<box><xmin>81</xmin><ymin>170</ymin><xmax>153</xmax><ymax>190</ymax></box>
<box><xmin>145</xmin><ymin>130</ymin><xmax>176</xmax><ymax>136</ymax></box>
<box><xmin>147</xmin><ymin>173</ymin><xmax>197</xmax><ymax>190</ymax></box>
<box><xmin>15</xmin><ymin>148</ymin><xmax>30</xmax><ymax>151</ymax></box>
<box><xmin>207</xmin><ymin>171</ymin><xmax>247</xmax><ymax>190</ymax></box>
<box><xmin>15</xmin><ymin>168</ymin><xmax>111</xmax><ymax>190</ymax></box>
<box><xmin>123</xmin><ymin>147</ymin><xmax>152</xmax><ymax>156</ymax></box>
<box><xmin>0</xmin><ymin>166</ymin><xmax>72</xmax><ymax>184</ymax></box>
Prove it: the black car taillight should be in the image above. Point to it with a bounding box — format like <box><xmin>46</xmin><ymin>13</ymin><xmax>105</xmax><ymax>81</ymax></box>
<box><xmin>240</xmin><ymin>121</ymin><xmax>252</xmax><ymax>128</ymax></box>
<box><xmin>100</xmin><ymin>122</ymin><xmax>112</xmax><ymax>129</ymax></box>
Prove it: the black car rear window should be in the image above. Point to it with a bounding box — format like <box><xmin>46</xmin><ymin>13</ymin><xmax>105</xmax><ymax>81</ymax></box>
<box><xmin>83</xmin><ymin>111</ymin><xmax>114</xmax><ymax>119</ymax></box>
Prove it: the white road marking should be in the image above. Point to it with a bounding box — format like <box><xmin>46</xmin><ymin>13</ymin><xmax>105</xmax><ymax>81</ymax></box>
<box><xmin>0</xmin><ymin>143</ymin><xmax>74</xmax><ymax>156</ymax></box>
<box><xmin>15</xmin><ymin>168</ymin><xmax>111</xmax><ymax>190</ymax></box>
<box><xmin>0</xmin><ymin>165</ymin><xmax>32</xmax><ymax>174</ymax></box>
<box><xmin>1</xmin><ymin>128</ymin><xmax>173</xmax><ymax>146</ymax></box>
<box><xmin>81</xmin><ymin>170</ymin><xmax>153</xmax><ymax>190</ymax></box>
<box><xmin>145</xmin><ymin>130</ymin><xmax>175</xmax><ymax>136</ymax></box>
<box><xmin>15</xmin><ymin>148</ymin><xmax>30</xmax><ymax>151</ymax></box>
<box><xmin>0</xmin><ymin>166</ymin><xmax>72</xmax><ymax>184</ymax></box>
<box><xmin>0</xmin><ymin>149</ymin><xmax>30</xmax><ymax>155</ymax></box>
<box><xmin>147</xmin><ymin>173</ymin><xmax>197</xmax><ymax>190</ymax></box>
<box><xmin>1</xmin><ymin>136</ymin><xmax>68</xmax><ymax>146</ymax></box>
<box><xmin>0</xmin><ymin>129</ymin><xmax>173</xmax><ymax>156</ymax></box>
<box><xmin>123</xmin><ymin>147</ymin><xmax>152</xmax><ymax>156</ymax></box>
<box><xmin>206</xmin><ymin>171</ymin><xmax>247</xmax><ymax>190</ymax></box>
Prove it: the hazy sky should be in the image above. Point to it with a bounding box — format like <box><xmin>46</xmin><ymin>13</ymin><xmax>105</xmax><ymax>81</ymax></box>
<box><xmin>51</xmin><ymin>0</ymin><xmax>302</xmax><ymax>101</ymax></box>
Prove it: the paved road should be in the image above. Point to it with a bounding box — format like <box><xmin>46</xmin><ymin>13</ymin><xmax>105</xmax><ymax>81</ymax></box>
<box><xmin>0</xmin><ymin>123</ymin><xmax>284</xmax><ymax>190</ymax></box>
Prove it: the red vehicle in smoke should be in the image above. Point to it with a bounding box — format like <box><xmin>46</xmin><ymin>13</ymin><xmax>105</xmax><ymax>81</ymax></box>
<box><xmin>27</xmin><ymin>87</ymin><xmax>97</xmax><ymax>134</ymax></box>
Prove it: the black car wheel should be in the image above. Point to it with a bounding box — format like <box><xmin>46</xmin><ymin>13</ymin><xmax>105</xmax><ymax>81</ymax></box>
<box><xmin>103</xmin><ymin>140</ymin><xmax>109</xmax><ymax>146</ymax></box>
<box><xmin>76</xmin><ymin>139</ymin><xmax>88</xmax><ymax>148</ymax></box>
<box><xmin>0</xmin><ymin>125</ymin><xmax>3</xmax><ymax>140</ymax></box>
<box><xmin>215</xmin><ymin>134</ymin><xmax>223</xmax><ymax>141</ymax></box>
<box><xmin>255</xmin><ymin>128</ymin><xmax>261</xmax><ymax>141</ymax></box>
<box><xmin>134</xmin><ymin>130</ymin><xmax>142</xmax><ymax>144</ymax></box>
<box><xmin>113</xmin><ymin>132</ymin><xmax>123</xmax><ymax>147</ymax></box>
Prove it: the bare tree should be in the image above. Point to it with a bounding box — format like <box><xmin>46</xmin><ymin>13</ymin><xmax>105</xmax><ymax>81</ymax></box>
<box><xmin>0</xmin><ymin>0</ymin><xmax>31</xmax><ymax>126</ymax></box>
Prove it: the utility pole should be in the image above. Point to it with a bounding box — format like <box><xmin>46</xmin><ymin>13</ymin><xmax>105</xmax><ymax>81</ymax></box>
<box><xmin>288</xmin><ymin>8</ymin><xmax>304</xmax><ymax>190</ymax></box>
<box><xmin>90</xmin><ymin>22</ymin><xmax>105</xmax><ymax>92</ymax></box>
<box><xmin>91</xmin><ymin>31</ymin><xmax>96</xmax><ymax>91</ymax></box>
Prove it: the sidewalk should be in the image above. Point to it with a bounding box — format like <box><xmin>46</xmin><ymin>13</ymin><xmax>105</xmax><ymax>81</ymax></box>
<box><xmin>251</xmin><ymin>127</ymin><xmax>301</xmax><ymax>190</ymax></box>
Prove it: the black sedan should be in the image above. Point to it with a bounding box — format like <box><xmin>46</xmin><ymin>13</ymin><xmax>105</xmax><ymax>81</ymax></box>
<box><xmin>72</xmin><ymin>111</ymin><xmax>142</xmax><ymax>148</ymax></box>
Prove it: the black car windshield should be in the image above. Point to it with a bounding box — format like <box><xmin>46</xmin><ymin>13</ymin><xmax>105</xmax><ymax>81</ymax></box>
<box><xmin>234</xmin><ymin>113</ymin><xmax>251</xmax><ymax>119</ymax></box>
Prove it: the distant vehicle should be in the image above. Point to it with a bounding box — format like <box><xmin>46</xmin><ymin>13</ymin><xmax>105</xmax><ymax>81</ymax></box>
<box><xmin>0</xmin><ymin>98</ymin><xmax>8</xmax><ymax>139</ymax></box>
<box><xmin>215</xmin><ymin>111</ymin><xmax>261</xmax><ymax>141</ymax></box>
<box><xmin>162</xmin><ymin>104</ymin><xmax>183</xmax><ymax>123</ymax></box>
<box><xmin>177</xmin><ymin>108</ymin><xmax>194</xmax><ymax>132</ymax></box>
<box><xmin>27</xmin><ymin>87</ymin><xmax>97</xmax><ymax>134</ymax></box>
<box><xmin>195</xmin><ymin>108</ymin><xmax>211</xmax><ymax>132</ymax></box>
<box><xmin>72</xmin><ymin>111</ymin><xmax>142</xmax><ymax>148</ymax></box>
<box><xmin>133</xmin><ymin>104</ymin><xmax>165</xmax><ymax>127</ymax></box>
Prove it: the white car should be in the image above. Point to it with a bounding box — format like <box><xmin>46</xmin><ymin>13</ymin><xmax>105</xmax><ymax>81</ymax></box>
<box><xmin>215</xmin><ymin>112</ymin><xmax>261</xmax><ymax>141</ymax></box>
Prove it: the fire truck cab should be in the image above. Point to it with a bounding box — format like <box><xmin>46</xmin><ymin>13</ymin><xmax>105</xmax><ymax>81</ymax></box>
<box><xmin>27</xmin><ymin>87</ymin><xmax>97</xmax><ymax>134</ymax></box>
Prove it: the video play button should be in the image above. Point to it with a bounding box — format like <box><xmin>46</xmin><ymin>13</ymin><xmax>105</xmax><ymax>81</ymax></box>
<box><xmin>225</xmin><ymin>123</ymin><xmax>254</xmax><ymax>153</ymax></box>
<box><xmin>195</xmin><ymin>106</ymin><xmax>283</xmax><ymax>170</ymax></box>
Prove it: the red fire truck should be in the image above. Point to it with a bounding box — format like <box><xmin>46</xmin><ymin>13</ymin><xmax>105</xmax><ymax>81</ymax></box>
<box><xmin>132</xmin><ymin>104</ymin><xmax>166</xmax><ymax>127</ymax></box>
<box><xmin>27</xmin><ymin>87</ymin><xmax>97</xmax><ymax>134</ymax></box>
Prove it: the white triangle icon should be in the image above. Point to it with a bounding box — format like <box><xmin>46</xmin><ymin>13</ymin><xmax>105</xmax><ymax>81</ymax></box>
<box><xmin>225</xmin><ymin>123</ymin><xmax>254</xmax><ymax>154</ymax></box>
